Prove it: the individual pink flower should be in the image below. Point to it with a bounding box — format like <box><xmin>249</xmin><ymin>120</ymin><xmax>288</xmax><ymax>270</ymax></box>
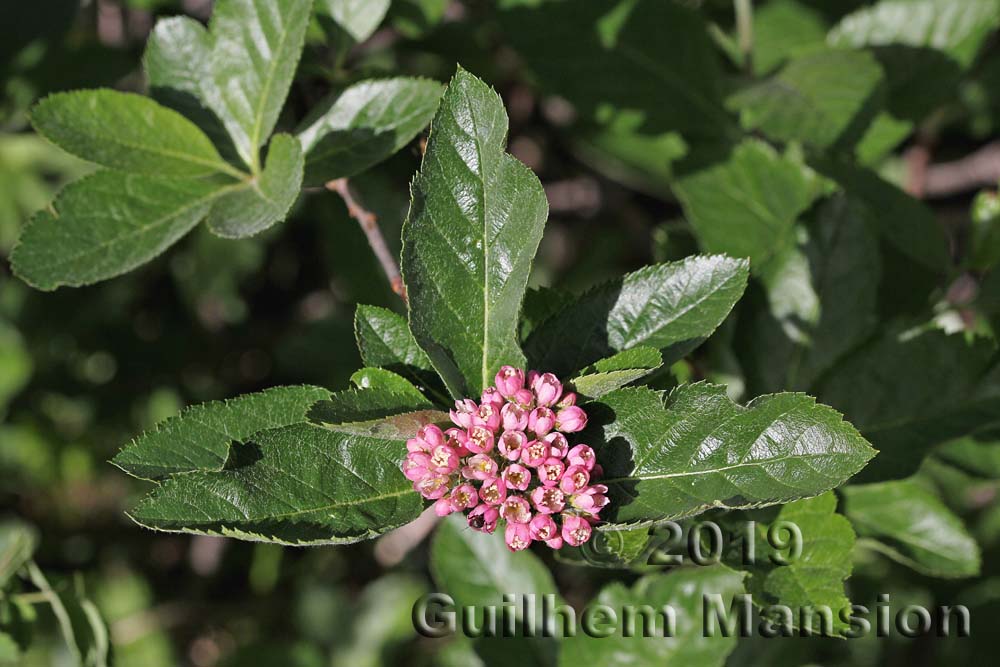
<box><xmin>429</xmin><ymin>444</ymin><xmax>459</xmax><ymax>474</ymax></box>
<box><xmin>538</xmin><ymin>457</ymin><xmax>566</xmax><ymax>487</ymax></box>
<box><xmin>528</xmin><ymin>407</ymin><xmax>555</xmax><ymax>436</ymax></box>
<box><xmin>474</xmin><ymin>401</ymin><xmax>502</xmax><ymax>431</ymax></box>
<box><xmin>530</xmin><ymin>486</ymin><xmax>565</xmax><ymax>514</ymax></box>
<box><xmin>480</xmin><ymin>387</ymin><xmax>505</xmax><ymax>409</ymax></box>
<box><xmin>570</xmin><ymin>484</ymin><xmax>609</xmax><ymax>515</ymax></box>
<box><xmin>500</xmin><ymin>403</ymin><xmax>529</xmax><ymax>431</ymax></box>
<box><xmin>495</xmin><ymin>365</ymin><xmax>525</xmax><ymax>398</ymax></box>
<box><xmin>434</xmin><ymin>497</ymin><xmax>456</xmax><ymax>516</ymax></box>
<box><xmin>416</xmin><ymin>474</ymin><xmax>450</xmax><ymax>500</ymax></box>
<box><xmin>479</xmin><ymin>477</ymin><xmax>508</xmax><ymax>506</ymax></box>
<box><xmin>520</xmin><ymin>439</ymin><xmax>550</xmax><ymax>467</ymax></box>
<box><xmin>501</xmin><ymin>495</ymin><xmax>532</xmax><ymax>524</ymax></box>
<box><xmin>544</xmin><ymin>432</ymin><xmax>569</xmax><ymax>458</ymax></box>
<box><xmin>501</xmin><ymin>463</ymin><xmax>531</xmax><ymax>491</ymax></box>
<box><xmin>461</xmin><ymin>453</ymin><xmax>497</xmax><ymax>480</ymax></box>
<box><xmin>529</xmin><ymin>514</ymin><xmax>558</xmax><ymax>542</ymax></box>
<box><xmin>450</xmin><ymin>399</ymin><xmax>478</xmax><ymax>429</ymax></box>
<box><xmin>561</xmin><ymin>514</ymin><xmax>592</xmax><ymax>546</ymax></box>
<box><xmin>557</xmin><ymin>392</ymin><xmax>577</xmax><ymax>408</ymax></box>
<box><xmin>532</xmin><ymin>372</ymin><xmax>563</xmax><ymax>407</ymax></box>
<box><xmin>511</xmin><ymin>388</ymin><xmax>534</xmax><ymax>411</ymax></box>
<box><xmin>560</xmin><ymin>465</ymin><xmax>590</xmax><ymax>494</ymax></box>
<box><xmin>556</xmin><ymin>406</ymin><xmax>587</xmax><ymax>433</ymax></box>
<box><xmin>465</xmin><ymin>426</ymin><xmax>495</xmax><ymax>454</ymax></box>
<box><xmin>450</xmin><ymin>483</ymin><xmax>480</xmax><ymax>511</ymax></box>
<box><xmin>444</xmin><ymin>428</ymin><xmax>471</xmax><ymax>457</ymax></box>
<box><xmin>498</xmin><ymin>430</ymin><xmax>527</xmax><ymax>461</ymax></box>
<box><xmin>505</xmin><ymin>522</ymin><xmax>532</xmax><ymax>551</ymax></box>
<box><xmin>468</xmin><ymin>505</ymin><xmax>499</xmax><ymax>533</ymax></box>
<box><xmin>566</xmin><ymin>444</ymin><xmax>596</xmax><ymax>471</ymax></box>
<box><xmin>402</xmin><ymin>452</ymin><xmax>432</xmax><ymax>481</ymax></box>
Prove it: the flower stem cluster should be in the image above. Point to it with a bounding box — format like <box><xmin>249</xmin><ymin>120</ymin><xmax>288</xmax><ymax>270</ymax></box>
<box><xmin>403</xmin><ymin>366</ymin><xmax>608</xmax><ymax>551</ymax></box>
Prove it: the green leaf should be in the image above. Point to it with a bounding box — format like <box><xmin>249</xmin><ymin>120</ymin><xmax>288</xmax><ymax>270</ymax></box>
<box><xmin>355</xmin><ymin>304</ymin><xmax>433</xmax><ymax>372</ymax></box>
<box><xmin>727</xmin><ymin>50</ymin><xmax>884</xmax><ymax>149</ymax></box>
<box><xmin>0</xmin><ymin>520</ymin><xmax>38</xmax><ymax>587</ymax></box>
<box><xmin>743</xmin><ymin>493</ymin><xmax>855</xmax><ymax>635</ymax></box>
<box><xmin>751</xmin><ymin>0</ymin><xmax>829</xmax><ymax>75</ymax></box>
<box><xmin>570</xmin><ymin>347</ymin><xmax>662</xmax><ymax>400</ymax></box>
<box><xmin>431</xmin><ymin>514</ymin><xmax>559</xmax><ymax>634</ymax></box>
<box><xmin>842</xmin><ymin>479</ymin><xmax>981</xmax><ymax>577</ymax></box>
<box><xmin>205</xmin><ymin>134</ymin><xmax>304</xmax><ymax>238</ymax></box>
<box><xmin>0</xmin><ymin>633</ymin><xmax>20</xmax><ymax>664</ymax></box>
<box><xmin>811</xmin><ymin>157</ymin><xmax>950</xmax><ymax>272</ymax></box>
<box><xmin>588</xmin><ymin>385</ymin><xmax>875</xmax><ymax>530</ymax></box>
<box><xmin>829</xmin><ymin>0</ymin><xmax>1000</xmax><ymax>68</ymax></box>
<box><xmin>401</xmin><ymin>67</ymin><xmax>548</xmax><ymax>397</ymax></box>
<box><xmin>298</xmin><ymin>77</ymin><xmax>444</xmax><ymax>185</ymax></box>
<box><xmin>936</xmin><ymin>436</ymin><xmax>1000</xmax><ymax>478</ymax></box>
<box><xmin>320</xmin><ymin>0</ymin><xmax>391</xmax><ymax>42</ymax></box>
<box><xmin>525</xmin><ymin>255</ymin><xmax>749</xmax><ymax>377</ymax></box>
<box><xmin>30</xmin><ymin>90</ymin><xmax>238</xmax><ymax>178</ymax></box>
<box><xmin>309</xmin><ymin>368</ymin><xmax>434</xmax><ymax>427</ymax></box>
<box><xmin>128</xmin><ymin>423</ymin><xmax>423</xmax><ymax>545</ymax></box>
<box><xmin>26</xmin><ymin>563</ymin><xmax>109</xmax><ymax>667</ymax></box>
<box><xmin>112</xmin><ymin>385</ymin><xmax>331</xmax><ymax>480</ymax></box>
<box><xmin>559</xmin><ymin>566</ymin><xmax>745</xmax><ymax>667</ymax></box>
<box><xmin>674</xmin><ymin>140</ymin><xmax>826</xmax><ymax>271</ymax></box>
<box><xmin>0</xmin><ymin>322</ymin><xmax>31</xmax><ymax>411</ymax></box>
<box><xmin>11</xmin><ymin>171</ymin><xmax>224</xmax><ymax>290</ymax></box>
<box><xmin>816</xmin><ymin>329</ymin><xmax>1000</xmax><ymax>481</ymax></box>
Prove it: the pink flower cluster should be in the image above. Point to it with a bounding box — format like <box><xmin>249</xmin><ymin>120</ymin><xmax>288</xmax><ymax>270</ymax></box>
<box><xmin>403</xmin><ymin>366</ymin><xmax>608</xmax><ymax>552</ymax></box>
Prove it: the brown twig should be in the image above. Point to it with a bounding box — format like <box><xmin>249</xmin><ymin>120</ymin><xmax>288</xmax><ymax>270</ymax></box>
<box><xmin>325</xmin><ymin>178</ymin><xmax>407</xmax><ymax>301</ymax></box>
<box><xmin>920</xmin><ymin>141</ymin><xmax>1000</xmax><ymax>199</ymax></box>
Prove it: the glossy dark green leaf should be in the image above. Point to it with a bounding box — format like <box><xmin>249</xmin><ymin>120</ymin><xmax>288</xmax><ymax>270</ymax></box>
<box><xmin>309</xmin><ymin>368</ymin><xmax>434</xmax><ymax>428</ymax></box>
<box><xmin>11</xmin><ymin>171</ymin><xmax>224</xmax><ymax>290</ymax></box>
<box><xmin>112</xmin><ymin>385</ymin><xmax>331</xmax><ymax>480</ymax></box>
<box><xmin>727</xmin><ymin>50</ymin><xmax>883</xmax><ymax>149</ymax></box>
<box><xmin>842</xmin><ymin>479</ymin><xmax>981</xmax><ymax>577</ymax></box>
<box><xmin>205</xmin><ymin>134</ymin><xmax>304</xmax><ymax>238</ymax></box>
<box><xmin>298</xmin><ymin>77</ymin><xmax>444</xmax><ymax>185</ymax></box>
<box><xmin>570</xmin><ymin>347</ymin><xmax>662</xmax><ymax>400</ymax></box>
<box><xmin>128</xmin><ymin>423</ymin><xmax>423</xmax><ymax>545</ymax></box>
<box><xmin>525</xmin><ymin>255</ymin><xmax>749</xmax><ymax>376</ymax></box>
<box><xmin>0</xmin><ymin>520</ymin><xmax>38</xmax><ymax>587</ymax></box>
<box><xmin>355</xmin><ymin>304</ymin><xmax>433</xmax><ymax>372</ymax></box>
<box><xmin>674</xmin><ymin>140</ymin><xmax>826</xmax><ymax>271</ymax></box>
<box><xmin>401</xmin><ymin>68</ymin><xmax>548</xmax><ymax>397</ymax></box>
<box><xmin>30</xmin><ymin>90</ymin><xmax>238</xmax><ymax>178</ymax></box>
<box><xmin>559</xmin><ymin>566</ymin><xmax>745</xmax><ymax>667</ymax></box>
<box><xmin>587</xmin><ymin>385</ymin><xmax>875</xmax><ymax>530</ymax></box>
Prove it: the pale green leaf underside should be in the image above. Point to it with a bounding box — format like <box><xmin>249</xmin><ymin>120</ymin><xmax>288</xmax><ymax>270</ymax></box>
<box><xmin>31</xmin><ymin>89</ymin><xmax>233</xmax><ymax>177</ymax></box>
<box><xmin>11</xmin><ymin>171</ymin><xmax>224</xmax><ymax>291</ymax></box>
<box><xmin>298</xmin><ymin>77</ymin><xmax>444</xmax><ymax>185</ymax></box>
<box><xmin>526</xmin><ymin>255</ymin><xmax>749</xmax><ymax>377</ymax></box>
<box><xmin>401</xmin><ymin>67</ymin><xmax>548</xmax><ymax>397</ymax></box>
<box><xmin>559</xmin><ymin>566</ymin><xmax>745</xmax><ymax>667</ymax></box>
<box><xmin>842</xmin><ymin>479</ymin><xmax>981</xmax><ymax>578</ymax></box>
<box><xmin>112</xmin><ymin>385</ymin><xmax>331</xmax><ymax>480</ymax></box>
<box><xmin>591</xmin><ymin>384</ymin><xmax>876</xmax><ymax>530</ymax></box>
<box><xmin>128</xmin><ymin>423</ymin><xmax>423</xmax><ymax>546</ymax></box>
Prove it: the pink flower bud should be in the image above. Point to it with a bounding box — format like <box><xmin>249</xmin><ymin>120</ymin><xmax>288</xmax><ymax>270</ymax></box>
<box><xmin>501</xmin><ymin>495</ymin><xmax>532</xmax><ymax>524</ymax></box>
<box><xmin>461</xmin><ymin>453</ymin><xmax>497</xmax><ymax>480</ymax></box>
<box><xmin>529</xmin><ymin>514</ymin><xmax>558</xmax><ymax>542</ymax></box>
<box><xmin>545</xmin><ymin>536</ymin><xmax>564</xmax><ymax>550</ymax></box>
<box><xmin>570</xmin><ymin>484</ymin><xmax>609</xmax><ymax>514</ymax></box>
<box><xmin>557</xmin><ymin>392</ymin><xmax>577</xmax><ymax>408</ymax></box>
<box><xmin>418</xmin><ymin>424</ymin><xmax>445</xmax><ymax>448</ymax></box>
<box><xmin>501</xmin><ymin>463</ymin><xmax>532</xmax><ymax>491</ymax></box>
<box><xmin>434</xmin><ymin>497</ymin><xmax>456</xmax><ymax>516</ymax></box>
<box><xmin>500</xmin><ymin>403</ymin><xmax>529</xmax><ymax>431</ymax></box>
<box><xmin>429</xmin><ymin>444</ymin><xmax>459</xmax><ymax>474</ymax></box>
<box><xmin>538</xmin><ymin>458</ymin><xmax>566</xmax><ymax>487</ymax></box>
<box><xmin>555</xmin><ymin>406</ymin><xmax>587</xmax><ymax>433</ymax></box>
<box><xmin>415</xmin><ymin>474</ymin><xmax>450</xmax><ymax>500</ymax></box>
<box><xmin>450</xmin><ymin>483</ymin><xmax>480</xmax><ymax>510</ymax></box>
<box><xmin>520</xmin><ymin>439</ymin><xmax>550</xmax><ymax>467</ymax></box>
<box><xmin>532</xmin><ymin>372</ymin><xmax>563</xmax><ymax>407</ymax></box>
<box><xmin>561</xmin><ymin>515</ymin><xmax>592</xmax><ymax>546</ymax></box>
<box><xmin>544</xmin><ymin>432</ymin><xmax>568</xmax><ymax>458</ymax></box>
<box><xmin>495</xmin><ymin>365</ymin><xmax>525</xmax><ymax>398</ymax></box>
<box><xmin>560</xmin><ymin>465</ymin><xmax>590</xmax><ymax>494</ymax></box>
<box><xmin>445</xmin><ymin>427</ymin><xmax>471</xmax><ymax>457</ymax></box>
<box><xmin>528</xmin><ymin>407</ymin><xmax>555</xmax><ymax>436</ymax></box>
<box><xmin>566</xmin><ymin>444</ymin><xmax>596</xmax><ymax>471</ymax></box>
<box><xmin>505</xmin><ymin>522</ymin><xmax>532</xmax><ymax>551</ymax></box>
<box><xmin>402</xmin><ymin>452</ymin><xmax>431</xmax><ymax>481</ymax></box>
<box><xmin>465</xmin><ymin>426</ymin><xmax>495</xmax><ymax>454</ymax></box>
<box><xmin>468</xmin><ymin>505</ymin><xmax>499</xmax><ymax>533</ymax></box>
<box><xmin>473</xmin><ymin>402</ymin><xmax>501</xmax><ymax>431</ymax></box>
<box><xmin>530</xmin><ymin>486</ymin><xmax>566</xmax><ymax>514</ymax></box>
<box><xmin>498</xmin><ymin>430</ymin><xmax>527</xmax><ymax>461</ymax></box>
<box><xmin>511</xmin><ymin>388</ymin><xmax>535</xmax><ymax>410</ymax></box>
<box><xmin>450</xmin><ymin>399</ymin><xmax>477</xmax><ymax>429</ymax></box>
<box><xmin>479</xmin><ymin>477</ymin><xmax>508</xmax><ymax>506</ymax></box>
<box><xmin>480</xmin><ymin>386</ymin><xmax>505</xmax><ymax>409</ymax></box>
